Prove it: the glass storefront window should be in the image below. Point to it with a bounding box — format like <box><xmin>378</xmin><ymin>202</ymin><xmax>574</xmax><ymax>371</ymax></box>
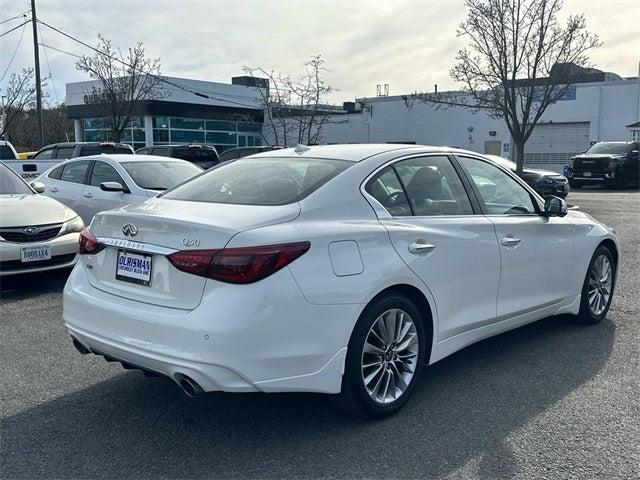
<box><xmin>171</xmin><ymin>117</ymin><xmax>204</xmax><ymax>130</ymax></box>
<box><xmin>205</xmin><ymin>120</ymin><xmax>235</xmax><ymax>131</ymax></box>
<box><xmin>171</xmin><ymin>130</ymin><xmax>205</xmax><ymax>144</ymax></box>
<box><xmin>207</xmin><ymin>131</ymin><xmax>237</xmax><ymax>144</ymax></box>
<box><xmin>153</xmin><ymin>129</ymin><xmax>169</xmax><ymax>142</ymax></box>
<box><xmin>237</xmin><ymin>122</ymin><xmax>261</xmax><ymax>133</ymax></box>
<box><xmin>133</xmin><ymin>129</ymin><xmax>145</xmax><ymax>141</ymax></box>
<box><xmin>84</xmin><ymin>118</ymin><xmax>107</xmax><ymax>130</ymax></box>
<box><xmin>153</xmin><ymin>116</ymin><xmax>169</xmax><ymax>128</ymax></box>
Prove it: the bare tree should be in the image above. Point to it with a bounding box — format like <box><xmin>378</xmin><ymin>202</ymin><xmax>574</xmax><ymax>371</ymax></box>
<box><xmin>75</xmin><ymin>35</ymin><xmax>166</xmax><ymax>142</ymax></box>
<box><xmin>1</xmin><ymin>68</ymin><xmax>38</xmax><ymax>139</ymax></box>
<box><xmin>242</xmin><ymin>56</ymin><xmax>340</xmax><ymax>146</ymax></box>
<box><xmin>414</xmin><ymin>0</ymin><xmax>601</xmax><ymax>175</ymax></box>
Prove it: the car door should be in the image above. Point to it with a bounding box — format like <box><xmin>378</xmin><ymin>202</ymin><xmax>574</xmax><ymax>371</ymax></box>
<box><xmin>456</xmin><ymin>155</ymin><xmax>576</xmax><ymax>318</ymax></box>
<box><xmin>365</xmin><ymin>154</ymin><xmax>501</xmax><ymax>340</ymax></box>
<box><xmin>54</xmin><ymin>160</ymin><xmax>92</xmax><ymax>222</ymax></box>
<box><xmin>81</xmin><ymin>160</ymin><xmax>139</xmax><ymax>224</ymax></box>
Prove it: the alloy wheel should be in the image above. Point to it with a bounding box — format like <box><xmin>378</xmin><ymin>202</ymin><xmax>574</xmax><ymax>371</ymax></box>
<box><xmin>361</xmin><ymin>308</ymin><xmax>419</xmax><ymax>404</ymax></box>
<box><xmin>588</xmin><ymin>254</ymin><xmax>613</xmax><ymax>316</ymax></box>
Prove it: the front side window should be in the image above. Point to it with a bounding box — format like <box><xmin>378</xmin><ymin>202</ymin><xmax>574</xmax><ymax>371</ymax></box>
<box><xmin>60</xmin><ymin>160</ymin><xmax>91</xmax><ymax>184</ymax></box>
<box><xmin>365</xmin><ymin>167</ymin><xmax>411</xmax><ymax>216</ymax></box>
<box><xmin>33</xmin><ymin>148</ymin><xmax>54</xmax><ymax>159</ymax></box>
<box><xmin>121</xmin><ymin>161</ymin><xmax>202</xmax><ymax>190</ymax></box>
<box><xmin>162</xmin><ymin>157</ymin><xmax>351</xmax><ymax>205</ymax></box>
<box><xmin>218</xmin><ymin>149</ymin><xmax>238</xmax><ymax>162</ymax></box>
<box><xmin>89</xmin><ymin>161</ymin><xmax>126</xmax><ymax>187</ymax></box>
<box><xmin>394</xmin><ymin>156</ymin><xmax>474</xmax><ymax>216</ymax></box>
<box><xmin>458</xmin><ymin>156</ymin><xmax>537</xmax><ymax>215</ymax></box>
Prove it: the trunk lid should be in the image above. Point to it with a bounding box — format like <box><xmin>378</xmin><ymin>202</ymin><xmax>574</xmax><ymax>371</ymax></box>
<box><xmin>84</xmin><ymin>197</ymin><xmax>300</xmax><ymax>309</ymax></box>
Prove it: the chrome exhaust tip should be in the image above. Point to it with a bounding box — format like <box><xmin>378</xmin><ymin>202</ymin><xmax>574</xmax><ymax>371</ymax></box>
<box><xmin>178</xmin><ymin>376</ymin><xmax>203</xmax><ymax>397</ymax></box>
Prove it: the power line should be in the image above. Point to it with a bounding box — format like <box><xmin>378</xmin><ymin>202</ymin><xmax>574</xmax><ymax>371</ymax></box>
<box><xmin>37</xmin><ymin>19</ymin><xmax>259</xmax><ymax>109</ymax></box>
<box><xmin>36</xmin><ymin>22</ymin><xmax>59</xmax><ymax>104</ymax></box>
<box><xmin>0</xmin><ymin>19</ymin><xmax>30</xmax><ymax>38</ymax></box>
<box><xmin>39</xmin><ymin>43</ymin><xmax>81</xmax><ymax>59</ymax></box>
<box><xmin>0</xmin><ymin>20</ymin><xmax>27</xmax><ymax>83</ymax></box>
<box><xmin>0</xmin><ymin>12</ymin><xmax>29</xmax><ymax>26</ymax></box>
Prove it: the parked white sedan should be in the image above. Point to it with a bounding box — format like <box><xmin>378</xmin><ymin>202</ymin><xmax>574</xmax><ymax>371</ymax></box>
<box><xmin>0</xmin><ymin>163</ymin><xmax>83</xmax><ymax>276</ymax></box>
<box><xmin>64</xmin><ymin>145</ymin><xmax>618</xmax><ymax>418</ymax></box>
<box><xmin>36</xmin><ymin>154</ymin><xmax>202</xmax><ymax>224</ymax></box>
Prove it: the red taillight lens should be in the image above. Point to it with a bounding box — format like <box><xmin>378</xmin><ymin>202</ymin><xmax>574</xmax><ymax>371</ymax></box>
<box><xmin>167</xmin><ymin>242</ymin><xmax>310</xmax><ymax>284</ymax></box>
<box><xmin>78</xmin><ymin>228</ymin><xmax>104</xmax><ymax>255</ymax></box>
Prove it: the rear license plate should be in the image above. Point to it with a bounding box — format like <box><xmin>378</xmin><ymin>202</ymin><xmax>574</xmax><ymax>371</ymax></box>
<box><xmin>116</xmin><ymin>250</ymin><xmax>152</xmax><ymax>286</ymax></box>
<box><xmin>20</xmin><ymin>245</ymin><xmax>51</xmax><ymax>262</ymax></box>
<box><xmin>583</xmin><ymin>172</ymin><xmax>591</xmax><ymax>177</ymax></box>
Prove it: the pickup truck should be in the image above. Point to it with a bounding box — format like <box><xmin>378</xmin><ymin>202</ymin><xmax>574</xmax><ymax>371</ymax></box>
<box><xmin>568</xmin><ymin>141</ymin><xmax>639</xmax><ymax>189</ymax></box>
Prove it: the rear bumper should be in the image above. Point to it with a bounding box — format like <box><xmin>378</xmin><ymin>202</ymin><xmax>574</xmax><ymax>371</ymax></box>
<box><xmin>63</xmin><ymin>263</ymin><xmax>360</xmax><ymax>394</ymax></box>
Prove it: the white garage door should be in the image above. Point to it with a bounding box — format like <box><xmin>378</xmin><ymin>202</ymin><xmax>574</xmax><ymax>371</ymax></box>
<box><xmin>524</xmin><ymin>122</ymin><xmax>590</xmax><ymax>172</ymax></box>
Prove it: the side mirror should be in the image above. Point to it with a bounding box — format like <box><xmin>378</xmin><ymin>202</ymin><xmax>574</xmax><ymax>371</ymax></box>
<box><xmin>30</xmin><ymin>181</ymin><xmax>45</xmax><ymax>193</ymax></box>
<box><xmin>544</xmin><ymin>195</ymin><xmax>568</xmax><ymax>217</ymax></box>
<box><xmin>100</xmin><ymin>181</ymin><xmax>125</xmax><ymax>192</ymax></box>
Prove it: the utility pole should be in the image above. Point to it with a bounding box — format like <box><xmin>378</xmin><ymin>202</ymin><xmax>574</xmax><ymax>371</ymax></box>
<box><xmin>31</xmin><ymin>0</ymin><xmax>44</xmax><ymax>148</ymax></box>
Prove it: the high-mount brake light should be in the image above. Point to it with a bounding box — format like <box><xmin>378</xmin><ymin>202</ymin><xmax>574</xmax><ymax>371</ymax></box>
<box><xmin>78</xmin><ymin>228</ymin><xmax>104</xmax><ymax>255</ymax></box>
<box><xmin>167</xmin><ymin>242</ymin><xmax>310</xmax><ymax>284</ymax></box>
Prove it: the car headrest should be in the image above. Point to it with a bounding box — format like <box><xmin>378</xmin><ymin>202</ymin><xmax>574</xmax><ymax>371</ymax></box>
<box><xmin>406</xmin><ymin>167</ymin><xmax>442</xmax><ymax>201</ymax></box>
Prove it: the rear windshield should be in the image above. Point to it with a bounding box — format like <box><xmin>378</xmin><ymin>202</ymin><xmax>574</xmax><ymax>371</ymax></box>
<box><xmin>121</xmin><ymin>161</ymin><xmax>202</xmax><ymax>190</ymax></box>
<box><xmin>80</xmin><ymin>145</ymin><xmax>133</xmax><ymax>156</ymax></box>
<box><xmin>586</xmin><ymin>143</ymin><xmax>630</xmax><ymax>155</ymax></box>
<box><xmin>162</xmin><ymin>157</ymin><xmax>351</xmax><ymax>205</ymax></box>
<box><xmin>0</xmin><ymin>164</ymin><xmax>32</xmax><ymax>194</ymax></box>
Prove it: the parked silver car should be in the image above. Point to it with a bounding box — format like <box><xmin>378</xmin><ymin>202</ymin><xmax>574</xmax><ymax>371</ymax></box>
<box><xmin>35</xmin><ymin>154</ymin><xmax>203</xmax><ymax>224</ymax></box>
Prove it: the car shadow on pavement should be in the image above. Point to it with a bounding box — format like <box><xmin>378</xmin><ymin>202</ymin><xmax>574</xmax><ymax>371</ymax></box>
<box><xmin>0</xmin><ymin>315</ymin><xmax>614</xmax><ymax>479</ymax></box>
<box><xmin>0</xmin><ymin>268</ymin><xmax>71</xmax><ymax>301</ymax></box>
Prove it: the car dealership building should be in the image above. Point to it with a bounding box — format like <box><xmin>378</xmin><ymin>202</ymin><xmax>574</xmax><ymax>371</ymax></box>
<box><xmin>65</xmin><ymin>76</ymin><xmax>267</xmax><ymax>153</ymax></box>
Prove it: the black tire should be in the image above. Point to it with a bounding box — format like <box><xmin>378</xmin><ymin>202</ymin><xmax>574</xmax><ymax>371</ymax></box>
<box><xmin>576</xmin><ymin>245</ymin><xmax>616</xmax><ymax>324</ymax></box>
<box><xmin>569</xmin><ymin>180</ymin><xmax>583</xmax><ymax>189</ymax></box>
<box><xmin>335</xmin><ymin>293</ymin><xmax>427</xmax><ymax>419</ymax></box>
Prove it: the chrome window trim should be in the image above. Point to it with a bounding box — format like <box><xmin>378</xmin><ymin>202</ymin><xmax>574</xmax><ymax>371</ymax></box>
<box><xmin>96</xmin><ymin>237</ymin><xmax>178</xmax><ymax>255</ymax></box>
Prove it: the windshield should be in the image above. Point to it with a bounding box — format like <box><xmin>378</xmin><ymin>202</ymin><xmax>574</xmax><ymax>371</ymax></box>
<box><xmin>121</xmin><ymin>161</ymin><xmax>202</xmax><ymax>190</ymax></box>
<box><xmin>586</xmin><ymin>143</ymin><xmax>630</xmax><ymax>155</ymax></box>
<box><xmin>162</xmin><ymin>157</ymin><xmax>352</xmax><ymax>205</ymax></box>
<box><xmin>0</xmin><ymin>164</ymin><xmax>33</xmax><ymax>195</ymax></box>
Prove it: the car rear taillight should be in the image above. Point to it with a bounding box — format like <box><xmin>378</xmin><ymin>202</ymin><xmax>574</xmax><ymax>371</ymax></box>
<box><xmin>99</xmin><ymin>142</ymin><xmax>115</xmax><ymax>147</ymax></box>
<box><xmin>78</xmin><ymin>228</ymin><xmax>104</xmax><ymax>255</ymax></box>
<box><xmin>167</xmin><ymin>242</ymin><xmax>310</xmax><ymax>284</ymax></box>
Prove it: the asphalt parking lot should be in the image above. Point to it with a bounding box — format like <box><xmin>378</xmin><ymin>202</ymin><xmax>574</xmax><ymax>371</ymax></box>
<box><xmin>1</xmin><ymin>188</ymin><xmax>638</xmax><ymax>479</ymax></box>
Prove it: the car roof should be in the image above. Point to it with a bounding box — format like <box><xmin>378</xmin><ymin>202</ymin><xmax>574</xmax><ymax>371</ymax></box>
<box><xmin>61</xmin><ymin>154</ymin><xmax>195</xmax><ymax>163</ymax></box>
<box><xmin>252</xmin><ymin>144</ymin><xmax>483</xmax><ymax>162</ymax></box>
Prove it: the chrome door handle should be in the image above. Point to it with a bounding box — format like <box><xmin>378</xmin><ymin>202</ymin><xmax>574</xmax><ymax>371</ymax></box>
<box><xmin>83</xmin><ymin>192</ymin><xmax>93</xmax><ymax>198</ymax></box>
<box><xmin>501</xmin><ymin>235</ymin><xmax>521</xmax><ymax>246</ymax></box>
<box><xmin>49</xmin><ymin>187</ymin><xmax>58</xmax><ymax>192</ymax></box>
<box><xmin>408</xmin><ymin>240</ymin><xmax>436</xmax><ymax>254</ymax></box>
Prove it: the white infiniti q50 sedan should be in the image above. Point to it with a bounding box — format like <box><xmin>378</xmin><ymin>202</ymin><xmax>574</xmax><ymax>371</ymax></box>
<box><xmin>63</xmin><ymin>144</ymin><xmax>618</xmax><ymax>418</ymax></box>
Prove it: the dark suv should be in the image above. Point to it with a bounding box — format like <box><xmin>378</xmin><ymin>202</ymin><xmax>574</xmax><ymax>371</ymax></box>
<box><xmin>136</xmin><ymin>144</ymin><xmax>219</xmax><ymax>169</ymax></box>
<box><xmin>218</xmin><ymin>146</ymin><xmax>283</xmax><ymax>162</ymax></box>
<box><xmin>32</xmin><ymin>142</ymin><xmax>134</xmax><ymax>160</ymax></box>
<box><xmin>568</xmin><ymin>141</ymin><xmax>639</xmax><ymax>189</ymax></box>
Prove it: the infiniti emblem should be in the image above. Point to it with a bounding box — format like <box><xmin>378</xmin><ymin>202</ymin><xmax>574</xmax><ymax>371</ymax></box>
<box><xmin>122</xmin><ymin>224</ymin><xmax>138</xmax><ymax>237</ymax></box>
<box><xmin>24</xmin><ymin>226</ymin><xmax>40</xmax><ymax>235</ymax></box>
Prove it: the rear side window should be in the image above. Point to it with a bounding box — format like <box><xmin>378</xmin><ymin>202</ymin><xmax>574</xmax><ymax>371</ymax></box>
<box><xmin>394</xmin><ymin>156</ymin><xmax>474</xmax><ymax>216</ymax></box>
<box><xmin>151</xmin><ymin>147</ymin><xmax>169</xmax><ymax>156</ymax></box>
<box><xmin>80</xmin><ymin>145</ymin><xmax>133</xmax><ymax>156</ymax></box>
<box><xmin>365</xmin><ymin>167</ymin><xmax>411</xmax><ymax>216</ymax></box>
<box><xmin>55</xmin><ymin>147</ymin><xmax>76</xmax><ymax>159</ymax></box>
<box><xmin>218</xmin><ymin>149</ymin><xmax>238</xmax><ymax>162</ymax></box>
<box><xmin>162</xmin><ymin>157</ymin><xmax>351</xmax><ymax>205</ymax></box>
<box><xmin>60</xmin><ymin>160</ymin><xmax>91</xmax><ymax>184</ymax></box>
<box><xmin>49</xmin><ymin>165</ymin><xmax>64</xmax><ymax>179</ymax></box>
<box><xmin>89</xmin><ymin>161</ymin><xmax>126</xmax><ymax>187</ymax></box>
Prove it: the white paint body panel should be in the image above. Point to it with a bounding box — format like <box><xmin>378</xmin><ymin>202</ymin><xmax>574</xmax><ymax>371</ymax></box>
<box><xmin>63</xmin><ymin>145</ymin><xmax>619</xmax><ymax>394</ymax></box>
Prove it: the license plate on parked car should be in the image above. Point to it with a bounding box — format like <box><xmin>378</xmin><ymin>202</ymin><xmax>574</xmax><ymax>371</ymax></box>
<box><xmin>20</xmin><ymin>245</ymin><xmax>51</xmax><ymax>262</ymax></box>
<box><xmin>583</xmin><ymin>172</ymin><xmax>591</xmax><ymax>177</ymax></box>
<box><xmin>116</xmin><ymin>250</ymin><xmax>152</xmax><ymax>286</ymax></box>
